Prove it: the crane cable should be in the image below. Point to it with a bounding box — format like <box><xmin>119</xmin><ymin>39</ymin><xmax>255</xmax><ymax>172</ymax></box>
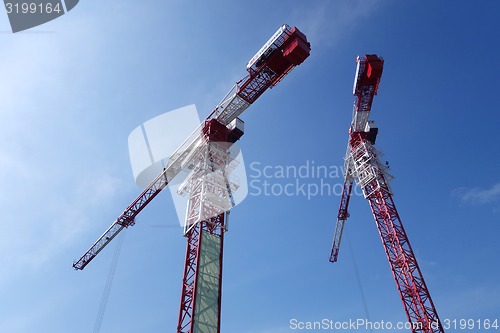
<box><xmin>345</xmin><ymin>230</ymin><xmax>373</xmax><ymax>333</ymax></box>
<box><xmin>93</xmin><ymin>231</ymin><xmax>125</xmax><ymax>333</ymax></box>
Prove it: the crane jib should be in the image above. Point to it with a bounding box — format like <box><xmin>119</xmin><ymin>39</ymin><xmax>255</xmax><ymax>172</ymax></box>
<box><xmin>72</xmin><ymin>169</ymin><xmax>170</xmax><ymax>270</ymax></box>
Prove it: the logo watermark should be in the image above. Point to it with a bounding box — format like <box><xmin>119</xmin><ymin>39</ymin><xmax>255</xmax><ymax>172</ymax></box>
<box><xmin>290</xmin><ymin>318</ymin><xmax>441</xmax><ymax>331</ymax></box>
<box><xmin>248</xmin><ymin>160</ymin><xmax>363</xmax><ymax>200</ymax></box>
<box><xmin>289</xmin><ymin>317</ymin><xmax>499</xmax><ymax>331</ymax></box>
<box><xmin>4</xmin><ymin>0</ymin><xmax>79</xmax><ymax>33</ymax></box>
<box><xmin>128</xmin><ymin>105</ymin><xmax>248</xmax><ymax>228</ymax></box>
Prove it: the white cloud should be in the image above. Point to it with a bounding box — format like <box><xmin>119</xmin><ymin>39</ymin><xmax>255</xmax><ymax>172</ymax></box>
<box><xmin>0</xmin><ymin>9</ymin><xmax>129</xmax><ymax>277</ymax></box>
<box><xmin>452</xmin><ymin>183</ymin><xmax>500</xmax><ymax>205</ymax></box>
<box><xmin>441</xmin><ymin>283</ymin><xmax>500</xmax><ymax>317</ymax></box>
<box><xmin>292</xmin><ymin>0</ymin><xmax>383</xmax><ymax>49</ymax></box>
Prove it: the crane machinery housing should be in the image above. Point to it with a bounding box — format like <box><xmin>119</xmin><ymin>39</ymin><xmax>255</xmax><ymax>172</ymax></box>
<box><xmin>330</xmin><ymin>54</ymin><xmax>445</xmax><ymax>333</ymax></box>
<box><xmin>73</xmin><ymin>24</ymin><xmax>310</xmax><ymax>333</ymax></box>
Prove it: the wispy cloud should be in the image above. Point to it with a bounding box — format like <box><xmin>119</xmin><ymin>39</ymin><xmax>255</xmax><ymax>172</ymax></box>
<box><xmin>292</xmin><ymin>0</ymin><xmax>383</xmax><ymax>49</ymax></box>
<box><xmin>452</xmin><ymin>183</ymin><xmax>500</xmax><ymax>205</ymax></box>
<box><xmin>441</xmin><ymin>282</ymin><xmax>500</xmax><ymax>318</ymax></box>
<box><xmin>0</xmin><ymin>8</ymin><xmax>152</xmax><ymax>332</ymax></box>
<box><xmin>0</xmin><ymin>11</ymin><xmax>128</xmax><ymax>277</ymax></box>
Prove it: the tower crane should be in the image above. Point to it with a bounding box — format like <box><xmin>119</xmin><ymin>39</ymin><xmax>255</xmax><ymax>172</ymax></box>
<box><xmin>73</xmin><ymin>24</ymin><xmax>310</xmax><ymax>333</ymax></box>
<box><xmin>330</xmin><ymin>54</ymin><xmax>445</xmax><ymax>333</ymax></box>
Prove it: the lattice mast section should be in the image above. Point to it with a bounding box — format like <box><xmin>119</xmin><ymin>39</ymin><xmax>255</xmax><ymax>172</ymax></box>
<box><xmin>329</xmin><ymin>55</ymin><xmax>445</xmax><ymax>333</ymax></box>
<box><xmin>177</xmin><ymin>213</ymin><xmax>225</xmax><ymax>333</ymax></box>
<box><xmin>176</xmin><ymin>118</ymin><xmax>239</xmax><ymax>333</ymax></box>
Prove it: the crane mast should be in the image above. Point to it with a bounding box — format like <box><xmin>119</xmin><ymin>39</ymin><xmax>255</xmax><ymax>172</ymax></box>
<box><xmin>73</xmin><ymin>24</ymin><xmax>310</xmax><ymax>333</ymax></box>
<box><xmin>330</xmin><ymin>55</ymin><xmax>445</xmax><ymax>333</ymax></box>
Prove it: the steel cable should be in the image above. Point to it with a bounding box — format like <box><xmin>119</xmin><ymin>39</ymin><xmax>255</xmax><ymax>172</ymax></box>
<box><xmin>93</xmin><ymin>231</ymin><xmax>125</xmax><ymax>333</ymax></box>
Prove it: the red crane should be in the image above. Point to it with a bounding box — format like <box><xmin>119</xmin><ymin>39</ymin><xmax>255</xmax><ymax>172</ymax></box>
<box><xmin>73</xmin><ymin>24</ymin><xmax>310</xmax><ymax>333</ymax></box>
<box><xmin>330</xmin><ymin>54</ymin><xmax>445</xmax><ymax>333</ymax></box>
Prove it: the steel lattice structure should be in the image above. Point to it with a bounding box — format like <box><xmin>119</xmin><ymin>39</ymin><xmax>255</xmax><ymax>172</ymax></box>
<box><xmin>73</xmin><ymin>24</ymin><xmax>310</xmax><ymax>333</ymax></box>
<box><xmin>330</xmin><ymin>55</ymin><xmax>445</xmax><ymax>333</ymax></box>
<box><xmin>178</xmin><ymin>213</ymin><xmax>225</xmax><ymax>333</ymax></box>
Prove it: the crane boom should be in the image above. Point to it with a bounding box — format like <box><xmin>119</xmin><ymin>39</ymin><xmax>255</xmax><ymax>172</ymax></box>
<box><xmin>73</xmin><ymin>24</ymin><xmax>310</xmax><ymax>272</ymax></box>
<box><xmin>329</xmin><ymin>178</ymin><xmax>353</xmax><ymax>262</ymax></box>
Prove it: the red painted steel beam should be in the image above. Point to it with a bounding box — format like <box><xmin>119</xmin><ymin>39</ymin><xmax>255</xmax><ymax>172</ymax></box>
<box><xmin>352</xmin><ymin>132</ymin><xmax>445</xmax><ymax>333</ymax></box>
<box><xmin>367</xmin><ymin>174</ymin><xmax>444</xmax><ymax>332</ymax></box>
<box><xmin>177</xmin><ymin>213</ymin><xmax>225</xmax><ymax>333</ymax></box>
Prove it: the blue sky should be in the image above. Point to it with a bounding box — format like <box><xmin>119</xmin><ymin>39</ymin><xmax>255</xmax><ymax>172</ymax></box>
<box><xmin>1</xmin><ymin>1</ymin><xmax>499</xmax><ymax>332</ymax></box>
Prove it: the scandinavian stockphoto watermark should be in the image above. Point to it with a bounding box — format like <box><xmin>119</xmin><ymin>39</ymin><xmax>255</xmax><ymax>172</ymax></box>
<box><xmin>3</xmin><ymin>0</ymin><xmax>79</xmax><ymax>33</ymax></box>
<box><xmin>289</xmin><ymin>318</ymin><xmax>499</xmax><ymax>331</ymax></box>
<box><xmin>248</xmin><ymin>160</ymin><xmax>363</xmax><ymax>200</ymax></box>
<box><xmin>289</xmin><ymin>318</ymin><xmax>441</xmax><ymax>331</ymax></box>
